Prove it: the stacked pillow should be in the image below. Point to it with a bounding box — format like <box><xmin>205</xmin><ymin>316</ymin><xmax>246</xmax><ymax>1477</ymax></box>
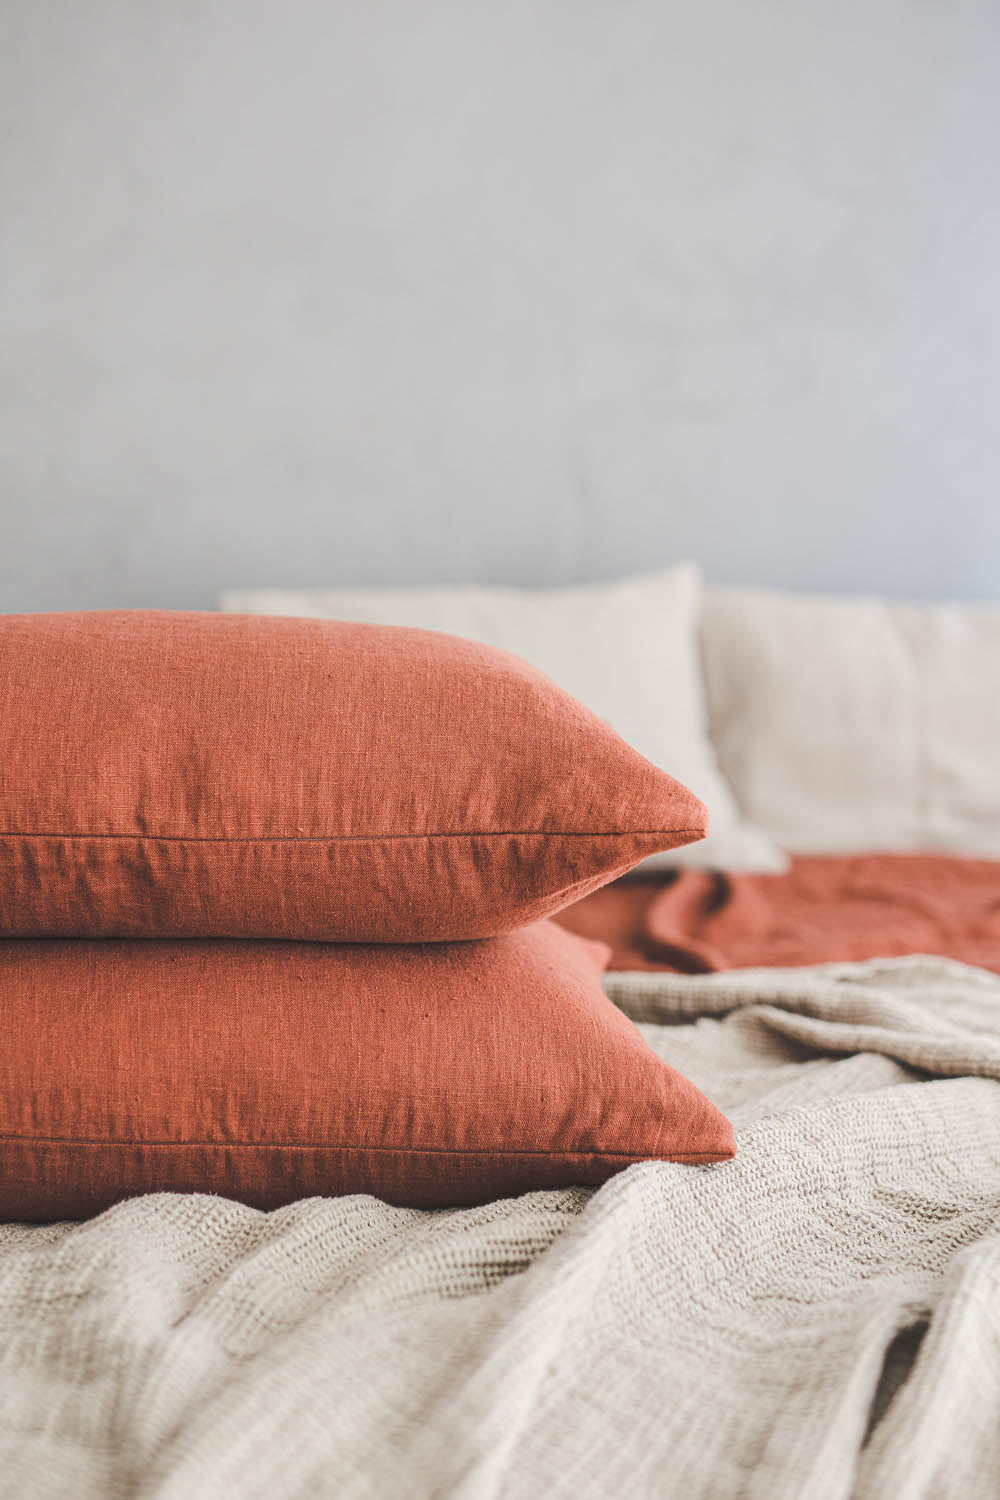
<box><xmin>0</xmin><ymin>611</ymin><xmax>735</xmax><ymax>1219</ymax></box>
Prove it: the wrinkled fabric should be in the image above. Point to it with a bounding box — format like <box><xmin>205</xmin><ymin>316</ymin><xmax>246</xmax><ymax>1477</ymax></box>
<box><xmin>559</xmin><ymin>853</ymin><xmax>1000</xmax><ymax>973</ymax></box>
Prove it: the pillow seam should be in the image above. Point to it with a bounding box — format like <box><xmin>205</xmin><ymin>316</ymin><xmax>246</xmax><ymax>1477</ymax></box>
<box><xmin>0</xmin><ymin>827</ymin><xmax>705</xmax><ymax>844</ymax></box>
<box><xmin>1</xmin><ymin>1133</ymin><xmax>726</xmax><ymax>1162</ymax></box>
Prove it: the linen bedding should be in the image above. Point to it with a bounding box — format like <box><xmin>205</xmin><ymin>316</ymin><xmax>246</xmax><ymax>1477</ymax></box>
<box><xmin>2</xmin><ymin>954</ymin><xmax>1000</xmax><ymax>1499</ymax></box>
<box><xmin>558</xmin><ymin>852</ymin><xmax>1000</xmax><ymax>975</ymax></box>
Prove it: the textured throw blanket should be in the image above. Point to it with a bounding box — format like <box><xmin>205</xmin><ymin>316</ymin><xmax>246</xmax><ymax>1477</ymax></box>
<box><xmin>2</xmin><ymin>956</ymin><xmax>1000</xmax><ymax>1499</ymax></box>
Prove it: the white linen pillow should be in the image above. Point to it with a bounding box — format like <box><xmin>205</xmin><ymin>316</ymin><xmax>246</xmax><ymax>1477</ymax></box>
<box><xmin>221</xmin><ymin>566</ymin><xmax>784</xmax><ymax>872</ymax></box>
<box><xmin>702</xmin><ymin>585</ymin><xmax>1000</xmax><ymax>856</ymax></box>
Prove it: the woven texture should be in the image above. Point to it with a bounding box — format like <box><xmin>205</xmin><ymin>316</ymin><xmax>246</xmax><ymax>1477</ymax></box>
<box><xmin>2</xmin><ymin>956</ymin><xmax>1000</xmax><ymax>1497</ymax></box>
<box><xmin>0</xmin><ymin>611</ymin><xmax>706</xmax><ymax>941</ymax></box>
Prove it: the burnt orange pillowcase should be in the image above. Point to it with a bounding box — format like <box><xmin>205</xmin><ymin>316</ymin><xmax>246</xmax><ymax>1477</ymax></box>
<box><xmin>0</xmin><ymin>611</ymin><xmax>706</xmax><ymax>941</ymax></box>
<box><xmin>0</xmin><ymin>921</ymin><xmax>734</xmax><ymax>1220</ymax></box>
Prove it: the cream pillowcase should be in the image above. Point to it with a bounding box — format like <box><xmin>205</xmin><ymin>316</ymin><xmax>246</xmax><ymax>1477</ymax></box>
<box><xmin>221</xmin><ymin>565</ymin><xmax>784</xmax><ymax>872</ymax></box>
<box><xmin>702</xmin><ymin>585</ymin><xmax>1000</xmax><ymax>857</ymax></box>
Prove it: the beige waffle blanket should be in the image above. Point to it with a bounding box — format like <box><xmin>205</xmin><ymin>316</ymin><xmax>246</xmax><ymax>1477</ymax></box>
<box><xmin>2</xmin><ymin>955</ymin><xmax>999</xmax><ymax>1499</ymax></box>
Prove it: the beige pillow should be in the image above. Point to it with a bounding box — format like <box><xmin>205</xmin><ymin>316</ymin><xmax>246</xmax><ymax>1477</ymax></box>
<box><xmin>702</xmin><ymin>586</ymin><xmax>1000</xmax><ymax>856</ymax></box>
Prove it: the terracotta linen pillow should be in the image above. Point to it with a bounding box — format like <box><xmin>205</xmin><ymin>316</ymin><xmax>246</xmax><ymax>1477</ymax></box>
<box><xmin>0</xmin><ymin>921</ymin><xmax>735</xmax><ymax>1220</ymax></box>
<box><xmin>0</xmin><ymin>611</ymin><xmax>707</xmax><ymax>941</ymax></box>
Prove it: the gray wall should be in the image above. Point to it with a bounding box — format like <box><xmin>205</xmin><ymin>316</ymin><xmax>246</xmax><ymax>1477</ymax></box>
<box><xmin>2</xmin><ymin>1</ymin><xmax>998</xmax><ymax>612</ymax></box>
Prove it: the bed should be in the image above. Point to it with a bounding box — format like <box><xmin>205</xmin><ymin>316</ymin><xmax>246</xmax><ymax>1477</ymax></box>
<box><xmin>3</xmin><ymin>953</ymin><xmax>998</xmax><ymax>1497</ymax></box>
<box><xmin>3</xmin><ymin>574</ymin><xmax>1000</xmax><ymax>1498</ymax></box>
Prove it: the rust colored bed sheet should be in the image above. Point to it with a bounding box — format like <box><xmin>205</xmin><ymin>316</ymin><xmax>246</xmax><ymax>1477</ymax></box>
<box><xmin>555</xmin><ymin>854</ymin><xmax>1000</xmax><ymax>973</ymax></box>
